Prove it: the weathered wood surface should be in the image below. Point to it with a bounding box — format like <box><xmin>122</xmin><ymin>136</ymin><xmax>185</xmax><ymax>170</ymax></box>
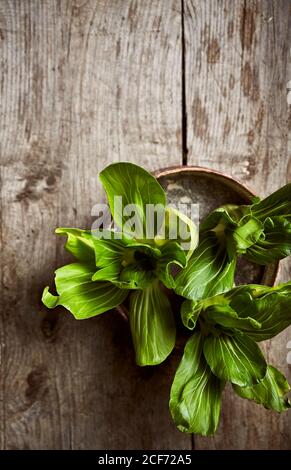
<box><xmin>0</xmin><ymin>0</ymin><xmax>290</xmax><ymax>450</ymax></box>
<box><xmin>184</xmin><ymin>0</ymin><xmax>291</xmax><ymax>449</ymax></box>
<box><xmin>0</xmin><ymin>0</ymin><xmax>187</xmax><ymax>450</ymax></box>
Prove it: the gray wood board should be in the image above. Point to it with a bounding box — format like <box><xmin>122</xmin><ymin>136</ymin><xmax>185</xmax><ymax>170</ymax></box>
<box><xmin>184</xmin><ymin>0</ymin><xmax>291</xmax><ymax>449</ymax></box>
<box><xmin>0</xmin><ymin>0</ymin><xmax>188</xmax><ymax>450</ymax></box>
<box><xmin>0</xmin><ymin>0</ymin><xmax>290</xmax><ymax>449</ymax></box>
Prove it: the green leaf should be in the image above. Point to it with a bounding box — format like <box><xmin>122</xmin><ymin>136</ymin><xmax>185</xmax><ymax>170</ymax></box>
<box><xmin>170</xmin><ymin>332</ymin><xmax>224</xmax><ymax>436</ymax></box>
<box><xmin>91</xmin><ymin>233</ymin><xmax>161</xmax><ymax>289</ymax></box>
<box><xmin>91</xmin><ymin>231</ymin><xmax>135</xmax><ymax>267</ymax></box>
<box><xmin>174</xmin><ymin>233</ymin><xmax>236</xmax><ymax>300</ymax></box>
<box><xmin>199</xmin><ymin>185</ymin><xmax>291</xmax><ymax>265</ymax></box>
<box><xmin>245</xmin><ymin>216</ymin><xmax>291</xmax><ymax>264</ymax></box>
<box><xmin>233</xmin><ymin>365</ymin><xmax>291</xmax><ymax>412</ymax></box>
<box><xmin>180</xmin><ymin>294</ymin><xmax>262</xmax><ymax>333</ymax></box>
<box><xmin>205</xmin><ymin>304</ymin><xmax>262</xmax><ymax>332</ymax></box>
<box><xmin>157</xmin><ymin>241</ymin><xmax>187</xmax><ymax>288</ymax></box>
<box><xmin>55</xmin><ymin>228</ymin><xmax>96</xmax><ymax>264</ymax></box>
<box><xmin>228</xmin><ymin>282</ymin><xmax>291</xmax><ymax>341</ymax></box>
<box><xmin>200</xmin><ymin>205</ymin><xmax>240</xmax><ymax>232</ymax></box>
<box><xmin>129</xmin><ymin>282</ymin><xmax>175</xmax><ymax>366</ymax></box>
<box><xmin>91</xmin><ymin>233</ymin><xmax>188</xmax><ymax>290</ymax></box>
<box><xmin>91</xmin><ymin>236</ymin><xmax>130</xmax><ymax>283</ymax></box>
<box><xmin>203</xmin><ymin>333</ymin><xmax>267</xmax><ymax>386</ymax></box>
<box><xmin>251</xmin><ymin>183</ymin><xmax>291</xmax><ymax>221</ymax></box>
<box><xmin>155</xmin><ymin>207</ymin><xmax>198</xmax><ymax>260</ymax></box>
<box><xmin>42</xmin><ymin>263</ymin><xmax>128</xmax><ymax>319</ymax></box>
<box><xmin>180</xmin><ymin>299</ymin><xmax>203</xmax><ymax>330</ymax></box>
<box><xmin>119</xmin><ymin>262</ymin><xmax>157</xmax><ymax>289</ymax></box>
<box><xmin>232</xmin><ymin>217</ymin><xmax>264</xmax><ymax>253</ymax></box>
<box><xmin>42</xmin><ymin>287</ymin><xmax>59</xmax><ymax>308</ymax></box>
<box><xmin>99</xmin><ymin>162</ymin><xmax>166</xmax><ymax>238</ymax></box>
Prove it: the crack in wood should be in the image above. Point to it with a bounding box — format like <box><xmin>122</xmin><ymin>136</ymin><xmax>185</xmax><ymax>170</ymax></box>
<box><xmin>182</xmin><ymin>0</ymin><xmax>188</xmax><ymax>166</ymax></box>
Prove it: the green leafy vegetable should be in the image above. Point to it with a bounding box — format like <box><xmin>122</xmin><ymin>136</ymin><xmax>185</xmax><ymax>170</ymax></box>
<box><xmin>99</xmin><ymin>162</ymin><xmax>166</xmax><ymax>239</ymax></box>
<box><xmin>157</xmin><ymin>241</ymin><xmax>187</xmax><ymax>288</ymax></box>
<box><xmin>42</xmin><ymin>263</ymin><xmax>128</xmax><ymax>319</ymax></box>
<box><xmin>223</xmin><ymin>186</ymin><xmax>291</xmax><ymax>262</ymax></box>
<box><xmin>174</xmin><ymin>232</ymin><xmax>236</xmax><ymax>300</ymax></box>
<box><xmin>205</xmin><ymin>304</ymin><xmax>262</xmax><ymax>332</ymax></box>
<box><xmin>55</xmin><ymin>227</ymin><xmax>96</xmax><ymax>263</ymax></box>
<box><xmin>233</xmin><ymin>365</ymin><xmax>291</xmax><ymax>412</ymax></box>
<box><xmin>177</xmin><ymin>184</ymin><xmax>291</xmax><ymax>306</ymax></box>
<box><xmin>251</xmin><ymin>183</ymin><xmax>291</xmax><ymax>221</ymax></box>
<box><xmin>203</xmin><ymin>333</ymin><xmax>267</xmax><ymax>387</ymax></box>
<box><xmin>244</xmin><ymin>216</ymin><xmax>291</xmax><ymax>264</ymax></box>
<box><xmin>227</xmin><ymin>282</ymin><xmax>291</xmax><ymax>341</ymax></box>
<box><xmin>42</xmin><ymin>164</ymin><xmax>291</xmax><ymax>437</ymax></box>
<box><xmin>232</xmin><ymin>217</ymin><xmax>264</xmax><ymax>253</ymax></box>
<box><xmin>129</xmin><ymin>282</ymin><xmax>175</xmax><ymax>366</ymax></box>
<box><xmin>90</xmin><ymin>233</ymin><xmax>161</xmax><ymax>288</ymax></box>
<box><xmin>161</xmin><ymin>180</ymin><xmax>291</xmax><ymax>434</ymax></box>
<box><xmin>170</xmin><ymin>332</ymin><xmax>224</xmax><ymax>436</ymax></box>
<box><xmin>171</xmin><ymin>280</ymin><xmax>291</xmax><ymax>435</ymax></box>
<box><xmin>155</xmin><ymin>206</ymin><xmax>198</xmax><ymax>260</ymax></box>
<box><xmin>180</xmin><ymin>282</ymin><xmax>291</xmax><ymax>342</ymax></box>
<box><xmin>42</xmin><ymin>162</ymin><xmax>197</xmax><ymax>367</ymax></box>
<box><xmin>180</xmin><ymin>299</ymin><xmax>202</xmax><ymax>330</ymax></box>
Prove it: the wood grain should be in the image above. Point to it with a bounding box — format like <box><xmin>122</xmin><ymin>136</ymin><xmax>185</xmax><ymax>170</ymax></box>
<box><xmin>0</xmin><ymin>0</ymin><xmax>188</xmax><ymax>449</ymax></box>
<box><xmin>0</xmin><ymin>0</ymin><xmax>290</xmax><ymax>450</ymax></box>
<box><xmin>184</xmin><ymin>0</ymin><xmax>291</xmax><ymax>449</ymax></box>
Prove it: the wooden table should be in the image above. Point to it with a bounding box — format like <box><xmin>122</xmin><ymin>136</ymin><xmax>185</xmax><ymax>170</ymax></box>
<box><xmin>0</xmin><ymin>0</ymin><xmax>290</xmax><ymax>450</ymax></box>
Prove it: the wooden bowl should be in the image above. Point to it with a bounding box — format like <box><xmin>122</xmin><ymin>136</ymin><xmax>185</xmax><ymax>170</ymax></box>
<box><xmin>116</xmin><ymin>165</ymin><xmax>279</xmax><ymax>321</ymax></box>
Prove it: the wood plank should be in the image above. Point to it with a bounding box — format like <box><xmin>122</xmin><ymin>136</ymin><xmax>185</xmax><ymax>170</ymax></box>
<box><xmin>184</xmin><ymin>0</ymin><xmax>291</xmax><ymax>449</ymax></box>
<box><xmin>0</xmin><ymin>0</ymin><xmax>188</xmax><ymax>449</ymax></box>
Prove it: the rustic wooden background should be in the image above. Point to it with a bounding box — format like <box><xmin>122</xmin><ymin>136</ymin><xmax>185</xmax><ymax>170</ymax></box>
<box><xmin>0</xmin><ymin>0</ymin><xmax>290</xmax><ymax>450</ymax></box>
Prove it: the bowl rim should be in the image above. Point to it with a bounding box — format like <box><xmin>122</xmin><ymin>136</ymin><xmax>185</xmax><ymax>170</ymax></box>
<box><xmin>153</xmin><ymin>165</ymin><xmax>256</xmax><ymax>198</ymax></box>
<box><xmin>153</xmin><ymin>164</ymin><xmax>280</xmax><ymax>286</ymax></box>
